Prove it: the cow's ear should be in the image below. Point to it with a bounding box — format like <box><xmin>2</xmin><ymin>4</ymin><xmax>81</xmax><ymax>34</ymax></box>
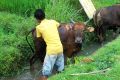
<box><xmin>87</xmin><ymin>27</ymin><xmax>94</xmax><ymax>32</ymax></box>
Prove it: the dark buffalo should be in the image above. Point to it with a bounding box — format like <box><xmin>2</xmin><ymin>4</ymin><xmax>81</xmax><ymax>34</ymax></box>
<box><xmin>93</xmin><ymin>4</ymin><xmax>120</xmax><ymax>43</ymax></box>
<box><xmin>26</xmin><ymin>22</ymin><xmax>94</xmax><ymax>69</ymax></box>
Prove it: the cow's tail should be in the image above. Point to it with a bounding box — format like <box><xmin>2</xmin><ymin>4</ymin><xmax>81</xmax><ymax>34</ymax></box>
<box><xmin>26</xmin><ymin>28</ymin><xmax>35</xmax><ymax>54</ymax></box>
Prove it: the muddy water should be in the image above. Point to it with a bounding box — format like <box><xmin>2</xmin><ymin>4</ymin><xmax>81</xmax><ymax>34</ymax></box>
<box><xmin>0</xmin><ymin>62</ymin><xmax>42</xmax><ymax>80</ymax></box>
<box><xmin>0</xmin><ymin>36</ymin><xmax>117</xmax><ymax>80</ymax></box>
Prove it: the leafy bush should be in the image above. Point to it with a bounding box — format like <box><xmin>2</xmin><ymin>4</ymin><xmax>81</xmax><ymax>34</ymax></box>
<box><xmin>0</xmin><ymin>12</ymin><xmax>35</xmax><ymax>76</ymax></box>
<box><xmin>0</xmin><ymin>45</ymin><xmax>21</xmax><ymax>76</ymax></box>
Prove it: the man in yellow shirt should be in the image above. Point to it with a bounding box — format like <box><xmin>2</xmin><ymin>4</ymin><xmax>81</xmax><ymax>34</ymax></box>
<box><xmin>34</xmin><ymin>9</ymin><xmax>64</xmax><ymax>80</ymax></box>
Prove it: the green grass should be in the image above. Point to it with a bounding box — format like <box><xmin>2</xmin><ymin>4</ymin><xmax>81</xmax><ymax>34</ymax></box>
<box><xmin>92</xmin><ymin>0</ymin><xmax>120</xmax><ymax>9</ymax></box>
<box><xmin>45</xmin><ymin>0</ymin><xmax>81</xmax><ymax>22</ymax></box>
<box><xmin>0</xmin><ymin>0</ymin><xmax>46</xmax><ymax>17</ymax></box>
<box><xmin>0</xmin><ymin>0</ymin><xmax>82</xmax><ymax>21</ymax></box>
<box><xmin>49</xmin><ymin>36</ymin><xmax>120</xmax><ymax>80</ymax></box>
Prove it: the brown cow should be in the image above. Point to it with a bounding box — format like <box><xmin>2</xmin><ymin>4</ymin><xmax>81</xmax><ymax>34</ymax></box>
<box><xmin>93</xmin><ymin>4</ymin><xmax>120</xmax><ymax>43</ymax></box>
<box><xmin>26</xmin><ymin>22</ymin><xmax>94</xmax><ymax>70</ymax></box>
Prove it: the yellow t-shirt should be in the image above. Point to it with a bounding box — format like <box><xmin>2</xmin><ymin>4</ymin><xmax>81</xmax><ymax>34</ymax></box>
<box><xmin>36</xmin><ymin>19</ymin><xmax>63</xmax><ymax>55</ymax></box>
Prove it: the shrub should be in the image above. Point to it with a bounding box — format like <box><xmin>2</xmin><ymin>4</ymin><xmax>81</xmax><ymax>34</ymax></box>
<box><xmin>0</xmin><ymin>45</ymin><xmax>21</xmax><ymax>76</ymax></box>
<box><xmin>0</xmin><ymin>12</ymin><xmax>35</xmax><ymax>76</ymax></box>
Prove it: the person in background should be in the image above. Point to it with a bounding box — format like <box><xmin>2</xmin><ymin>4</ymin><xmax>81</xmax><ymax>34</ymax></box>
<box><xmin>34</xmin><ymin>9</ymin><xmax>64</xmax><ymax>80</ymax></box>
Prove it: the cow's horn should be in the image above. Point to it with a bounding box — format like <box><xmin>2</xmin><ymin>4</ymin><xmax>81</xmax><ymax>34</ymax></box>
<box><xmin>84</xmin><ymin>18</ymin><xmax>92</xmax><ymax>25</ymax></box>
<box><xmin>70</xmin><ymin>18</ymin><xmax>75</xmax><ymax>23</ymax></box>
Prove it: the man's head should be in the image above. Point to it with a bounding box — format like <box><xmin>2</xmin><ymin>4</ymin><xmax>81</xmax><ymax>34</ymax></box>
<box><xmin>34</xmin><ymin>9</ymin><xmax>45</xmax><ymax>22</ymax></box>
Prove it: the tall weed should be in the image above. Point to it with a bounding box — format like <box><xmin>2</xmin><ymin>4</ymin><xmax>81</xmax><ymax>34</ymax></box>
<box><xmin>45</xmin><ymin>0</ymin><xmax>80</xmax><ymax>22</ymax></box>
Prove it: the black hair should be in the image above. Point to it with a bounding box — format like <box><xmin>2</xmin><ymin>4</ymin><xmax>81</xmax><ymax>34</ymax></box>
<box><xmin>34</xmin><ymin>9</ymin><xmax>45</xmax><ymax>20</ymax></box>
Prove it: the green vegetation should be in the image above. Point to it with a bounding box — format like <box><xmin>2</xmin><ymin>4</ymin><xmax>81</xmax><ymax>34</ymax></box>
<box><xmin>0</xmin><ymin>0</ymin><xmax>81</xmax><ymax>22</ymax></box>
<box><xmin>49</xmin><ymin>36</ymin><xmax>120</xmax><ymax>80</ymax></box>
<box><xmin>0</xmin><ymin>0</ymin><xmax>120</xmax><ymax>78</ymax></box>
<box><xmin>0</xmin><ymin>12</ymin><xmax>35</xmax><ymax>76</ymax></box>
<box><xmin>0</xmin><ymin>0</ymin><xmax>46</xmax><ymax>17</ymax></box>
<box><xmin>92</xmin><ymin>0</ymin><xmax>120</xmax><ymax>9</ymax></box>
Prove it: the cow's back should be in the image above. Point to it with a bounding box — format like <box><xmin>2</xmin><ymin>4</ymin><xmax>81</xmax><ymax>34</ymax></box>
<box><xmin>100</xmin><ymin>5</ymin><xmax>120</xmax><ymax>26</ymax></box>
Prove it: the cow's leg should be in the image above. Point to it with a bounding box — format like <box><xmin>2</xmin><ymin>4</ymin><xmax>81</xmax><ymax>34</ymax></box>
<box><xmin>98</xmin><ymin>26</ymin><xmax>106</xmax><ymax>44</ymax></box>
<box><xmin>66</xmin><ymin>54</ymin><xmax>75</xmax><ymax>65</ymax></box>
<box><xmin>64</xmin><ymin>54</ymin><xmax>67</xmax><ymax>65</ymax></box>
<box><xmin>112</xmin><ymin>26</ymin><xmax>119</xmax><ymax>38</ymax></box>
<box><xmin>118</xmin><ymin>27</ymin><xmax>120</xmax><ymax>34</ymax></box>
<box><xmin>70</xmin><ymin>54</ymin><xmax>75</xmax><ymax>64</ymax></box>
<box><xmin>98</xmin><ymin>28</ymin><xmax>103</xmax><ymax>43</ymax></box>
<box><xmin>30</xmin><ymin>54</ymin><xmax>39</xmax><ymax>71</ymax></box>
<box><xmin>95</xmin><ymin>26</ymin><xmax>102</xmax><ymax>43</ymax></box>
<box><xmin>102</xmin><ymin>26</ymin><xmax>106</xmax><ymax>40</ymax></box>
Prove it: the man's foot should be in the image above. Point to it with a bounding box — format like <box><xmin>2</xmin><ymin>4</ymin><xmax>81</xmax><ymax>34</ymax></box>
<box><xmin>37</xmin><ymin>76</ymin><xmax>47</xmax><ymax>80</ymax></box>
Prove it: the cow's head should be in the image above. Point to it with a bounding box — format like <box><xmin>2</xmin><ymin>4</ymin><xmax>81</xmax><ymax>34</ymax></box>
<box><xmin>74</xmin><ymin>23</ymin><xmax>94</xmax><ymax>43</ymax></box>
<box><xmin>74</xmin><ymin>23</ymin><xmax>85</xmax><ymax>44</ymax></box>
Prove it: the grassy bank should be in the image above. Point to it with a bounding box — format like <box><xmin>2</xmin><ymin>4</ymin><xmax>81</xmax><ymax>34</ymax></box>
<box><xmin>49</xmin><ymin>36</ymin><xmax>120</xmax><ymax>80</ymax></box>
